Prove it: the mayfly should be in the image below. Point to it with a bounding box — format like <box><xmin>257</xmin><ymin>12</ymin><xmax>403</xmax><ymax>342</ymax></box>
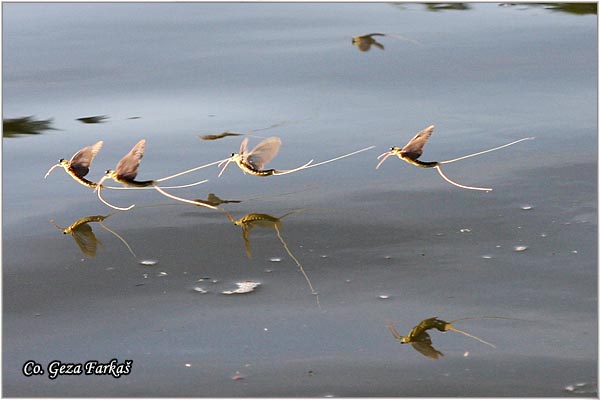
<box><xmin>50</xmin><ymin>213</ymin><xmax>136</xmax><ymax>259</ymax></box>
<box><xmin>95</xmin><ymin>139</ymin><xmax>216</xmax><ymax>211</ymax></box>
<box><xmin>44</xmin><ymin>141</ymin><xmax>104</xmax><ymax>188</ymax></box>
<box><xmin>376</xmin><ymin>125</ymin><xmax>534</xmax><ymax>191</ymax></box>
<box><xmin>387</xmin><ymin>316</ymin><xmax>497</xmax><ymax>360</ymax></box>
<box><xmin>218</xmin><ymin>136</ymin><xmax>375</xmax><ymax>177</ymax></box>
<box><xmin>218</xmin><ymin>137</ymin><xmax>311</xmax><ymax>177</ymax></box>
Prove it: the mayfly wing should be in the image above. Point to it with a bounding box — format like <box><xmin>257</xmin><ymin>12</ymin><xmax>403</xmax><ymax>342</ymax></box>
<box><xmin>239</xmin><ymin>137</ymin><xmax>249</xmax><ymax>155</ymax></box>
<box><xmin>411</xmin><ymin>338</ymin><xmax>444</xmax><ymax>360</ymax></box>
<box><xmin>401</xmin><ymin>125</ymin><xmax>435</xmax><ymax>160</ymax></box>
<box><xmin>244</xmin><ymin>137</ymin><xmax>282</xmax><ymax>170</ymax></box>
<box><xmin>71</xmin><ymin>223</ymin><xmax>100</xmax><ymax>257</ymax></box>
<box><xmin>69</xmin><ymin>140</ymin><xmax>104</xmax><ymax>177</ymax></box>
<box><xmin>115</xmin><ymin>139</ymin><xmax>145</xmax><ymax>180</ymax></box>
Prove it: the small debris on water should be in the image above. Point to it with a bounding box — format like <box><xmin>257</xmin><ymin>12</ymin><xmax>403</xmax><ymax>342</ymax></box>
<box><xmin>482</xmin><ymin>255</ymin><xmax>493</xmax><ymax>259</ymax></box>
<box><xmin>231</xmin><ymin>374</ymin><xmax>244</xmax><ymax>381</ymax></box>
<box><xmin>520</xmin><ymin>204</ymin><xmax>533</xmax><ymax>210</ymax></box>
<box><xmin>139</xmin><ymin>259</ymin><xmax>158</xmax><ymax>266</ymax></box>
<box><xmin>571</xmin><ymin>250</ymin><xmax>578</xmax><ymax>254</ymax></box>
<box><xmin>264</xmin><ymin>269</ymin><xmax>274</xmax><ymax>273</ymax></box>
<box><xmin>460</xmin><ymin>228</ymin><xmax>471</xmax><ymax>233</ymax></box>
<box><xmin>540</xmin><ymin>233</ymin><xmax>548</xmax><ymax>238</ymax></box>
<box><xmin>463</xmin><ymin>351</ymin><xmax>469</xmax><ymax>357</ymax></box>
<box><xmin>222</xmin><ymin>280</ymin><xmax>260</xmax><ymax>295</ymax></box>
<box><xmin>514</xmin><ymin>245</ymin><xmax>528</xmax><ymax>252</ymax></box>
<box><xmin>193</xmin><ymin>287</ymin><xmax>208</xmax><ymax>294</ymax></box>
<box><xmin>185</xmin><ymin>363</ymin><xmax>192</xmax><ymax>367</ymax></box>
<box><xmin>564</xmin><ymin>382</ymin><xmax>597</xmax><ymax>395</ymax></box>
<box><xmin>378</xmin><ymin>295</ymin><xmax>390</xmax><ymax>300</ymax></box>
<box><xmin>320</xmin><ymin>255</ymin><xmax>328</xmax><ymax>258</ymax></box>
<box><xmin>157</xmin><ymin>271</ymin><xmax>168</xmax><ymax>277</ymax></box>
<box><xmin>269</xmin><ymin>257</ymin><xmax>282</xmax><ymax>262</ymax></box>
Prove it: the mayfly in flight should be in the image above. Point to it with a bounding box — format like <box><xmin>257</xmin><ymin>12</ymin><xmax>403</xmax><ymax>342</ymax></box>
<box><xmin>376</xmin><ymin>125</ymin><xmax>534</xmax><ymax>191</ymax></box>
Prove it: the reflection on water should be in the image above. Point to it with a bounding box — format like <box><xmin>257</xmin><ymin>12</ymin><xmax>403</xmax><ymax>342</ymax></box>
<box><xmin>424</xmin><ymin>3</ymin><xmax>471</xmax><ymax>12</ymax></box>
<box><xmin>3</xmin><ymin>116</ymin><xmax>56</xmax><ymax>138</ymax></box>
<box><xmin>352</xmin><ymin>33</ymin><xmax>386</xmax><ymax>52</ymax></box>
<box><xmin>50</xmin><ymin>213</ymin><xmax>136</xmax><ymax>258</ymax></box>
<box><xmin>198</xmin><ymin>131</ymin><xmax>243</xmax><ymax>141</ymax></box>
<box><xmin>77</xmin><ymin>115</ymin><xmax>109</xmax><ymax>124</ymax></box>
<box><xmin>224</xmin><ymin>209</ymin><xmax>320</xmax><ymax>307</ymax></box>
<box><xmin>387</xmin><ymin>317</ymin><xmax>496</xmax><ymax>360</ymax></box>
<box><xmin>194</xmin><ymin>193</ymin><xmax>242</xmax><ymax>207</ymax></box>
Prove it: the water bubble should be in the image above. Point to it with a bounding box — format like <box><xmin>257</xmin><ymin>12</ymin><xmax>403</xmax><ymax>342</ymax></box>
<box><xmin>222</xmin><ymin>280</ymin><xmax>260</xmax><ymax>295</ymax></box>
<box><xmin>269</xmin><ymin>257</ymin><xmax>282</xmax><ymax>262</ymax></box>
<box><xmin>514</xmin><ymin>245</ymin><xmax>528</xmax><ymax>252</ymax></box>
<box><xmin>193</xmin><ymin>287</ymin><xmax>208</xmax><ymax>294</ymax></box>
<box><xmin>139</xmin><ymin>259</ymin><xmax>158</xmax><ymax>266</ymax></box>
<box><xmin>520</xmin><ymin>205</ymin><xmax>533</xmax><ymax>211</ymax></box>
<box><xmin>185</xmin><ymin>363</ymin><xmax>192</xmax><ymax>367</ymax></box>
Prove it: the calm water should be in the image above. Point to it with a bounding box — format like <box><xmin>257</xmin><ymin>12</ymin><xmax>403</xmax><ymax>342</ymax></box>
<box><xmin>3</xmin><ymin>2</ymin><xmax>597</xmax><ymax>397</ymax></box>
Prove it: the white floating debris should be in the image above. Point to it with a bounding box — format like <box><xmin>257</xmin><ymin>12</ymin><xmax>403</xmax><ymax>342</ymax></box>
<box><xmin>185</xmin><ymin>363</ymin><xmax>192</xmax><ymax>367</ymax></box>
<box><xmin>193</xmin><ymin>287</ymin><xmax>208</xmax><ymax>294</ymax></box>
<box><xmin>269</xmin><ymin>257</ymin><xmax>282</xmax><ymax>262</ymax></box>
<box><xmin>571</xmin><ymin>250</ymin><xmax>578</xmax><ymax>254</ymax></box>
<box><xmin>320</xmin><ymin>255</ymin><xmax>328</xmax><ymax>258</ymax></box>
<box><xmin>540</xmin><ymin>233</ymin><xmax>548</xmax><ymax>238</ymax></box>
<box><xmin>139</xmin><ymin>259</ymin><xmax>158</xmax><ymax>266</ymax></box>
<box><xmin>514</xmin><ymin>245</ymin><xmax>528</xmax><ymax>252</ymax></box>
<box><xmin>222</xmin><ymin>280</ymin><xmax>261</xmax><ymax>295</ymax></box>
<box><xmin>378</xmin><ymin>295</ymin><xmax>390</xmax><ymax>300</ymax></box>
<box><xmin>460</xmin><ymin>228</ymin><xmax>471</xmax><ymax>233</ymax></box>
<box><xmin>264</xmin><ymin>269</ymin><xmax>274</xmax><ymax>273</ymax></box>
<box><xmin>564</xmin><ymin>382</ymin><xmax>597</xmax><ymax>394</ymax></box>
<box><xmin>520</xmin><ymin>205</ymin><xmax>533</xmax><ymax>210</ymax></box>
<box><xmin>482</xmin><ymin>255</ymin><xmax>493</xmax><ymax>259</ymax></box>
<box><xmin>157</xmin><ymin>271</ymin><xmax>168</xmax><ymax>277</ymax></box>
<box><xmin>463</xmin><ymin>351</ymin><xmax>469</xmax><ymax>357</ymax></box>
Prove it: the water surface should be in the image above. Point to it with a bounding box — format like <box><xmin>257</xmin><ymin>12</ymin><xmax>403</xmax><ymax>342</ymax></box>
<box><xmin>3</xmin><ymin>3</ymin><xmax>597</xmax><ymax>397</ymax></box>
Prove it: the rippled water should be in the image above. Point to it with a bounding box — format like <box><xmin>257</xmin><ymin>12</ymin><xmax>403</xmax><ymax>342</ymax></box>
<box><xmin>3</xmin><ymin>3</ymin><xmax>597</xmax><ymax>397</ymax></box>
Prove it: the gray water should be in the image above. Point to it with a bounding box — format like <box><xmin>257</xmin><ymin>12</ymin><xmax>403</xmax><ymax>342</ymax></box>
<box><xmin>3</xmin><ymin>2</ymin><xmax>597</xmax><ymax>397</ymax></box>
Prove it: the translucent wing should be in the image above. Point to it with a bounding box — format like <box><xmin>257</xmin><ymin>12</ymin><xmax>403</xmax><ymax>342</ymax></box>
<box><xmin>238</xmin><ymin>137</ymin><xmax>249</xmax><ymax>155</ymax></box>
<box><xmin>71</xmin><ymin>223</ymin><xmax>100</xmax><ymax>257</ymax></box>
<box><xmin>115</xmin><ymin>139</ymin><xmax>145</xmax><ymax>180</ymax></box>
<box><xmin>410</xmin><ymin>335</ymin><xmax>444</xmax><ymax>360</ymax></box>
<box><xmin>401</xmin><ymin>125</ymin><xmax>434</xmax><ymax>160</ymax></box>
<box><xmin>244</xmin><ymin>137</ymin><xmax>281</xmax><ymax>170</ymax></box>
<box><xmin>69</xmin><ymin>141</ymin><xmax>104</xmax><ymax>177</ymax></box>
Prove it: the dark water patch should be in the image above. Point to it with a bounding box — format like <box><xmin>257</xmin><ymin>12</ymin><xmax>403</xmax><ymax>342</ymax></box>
<box><xmin>3</xmin><ymin>116</ymin><xmax>56</xmax><ymax>138</ymax></box>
